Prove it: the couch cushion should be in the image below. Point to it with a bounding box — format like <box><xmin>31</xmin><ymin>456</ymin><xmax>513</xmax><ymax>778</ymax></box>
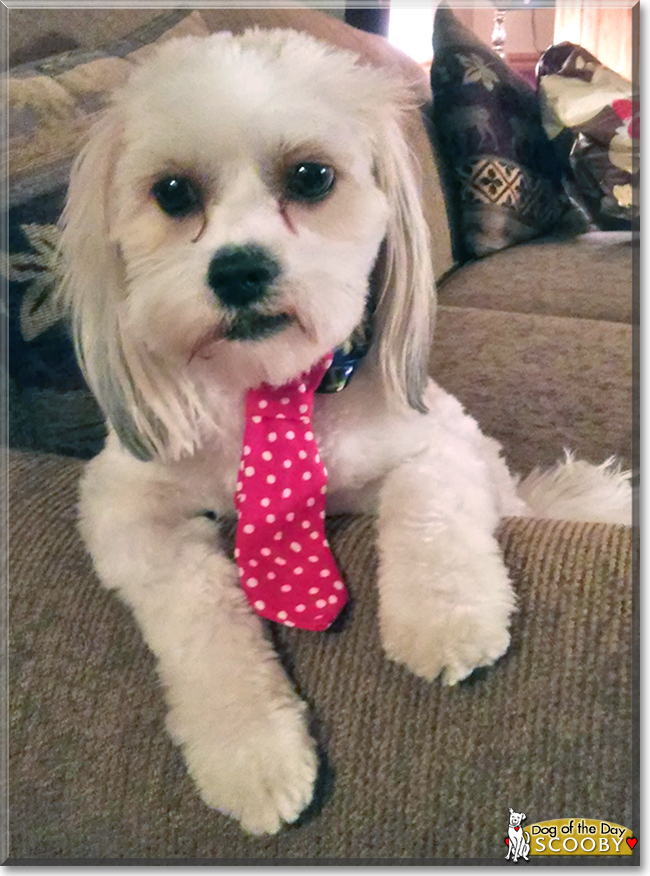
<box><xmin>437</xmin><ymin>231</ymin><xmax>634</xmax><ymax>323</ymax></box>
<box><xmin>9</xmin><ymin>449</ymin><xmax>634</xmax><ymax>860</ymax></box>
<box><xmin>430</xmin><ymin>306</ymin><xmax>632</xmax><ymax>477</ymax></box>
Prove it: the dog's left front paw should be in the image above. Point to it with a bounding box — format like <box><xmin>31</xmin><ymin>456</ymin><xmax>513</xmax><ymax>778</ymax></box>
<box><xmin>380</xmin><ymin>601</ymin><xmax>511</xmax><ymax>685</ymax></box>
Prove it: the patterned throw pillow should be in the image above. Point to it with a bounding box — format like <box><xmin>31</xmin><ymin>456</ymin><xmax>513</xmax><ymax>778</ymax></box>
<box><xmin>4</xmin><ymin>11</ymin><xmax>210</xmax><ymax>457</ymax></box>
<box><xmin>429</xmin><ymin>5</ymin><xmax>581</xmax><ymax>261</ymax></box>
<box><xmin>538</xmin><ymin>42</ymin><xmax>639</xmax><ymax>230</ymax></box>
<box><xmin>6</xmin><ymin>188</ymin><xmax>106</xmax><ymax>457</ymax></box>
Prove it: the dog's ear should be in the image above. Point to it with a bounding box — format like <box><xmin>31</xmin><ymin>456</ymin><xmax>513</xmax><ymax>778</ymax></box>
<box><xmin>509</xmin><ymin>808</ymin><xmax>514</xmax><ymax>815</ymax></box>
<box><xmin>372</xmin><ymin>105</ymin><xmax>435</xmax><ymax>413</ymax></box>
<box><xmin>58</xmin><ymin>109</ymin><xmax>148</xmax><ymax>458</ymax></box>
<box><xmin>58</xmin><ymin>109</ymin><xmax>206</xmax><ymax>461</ymax></box>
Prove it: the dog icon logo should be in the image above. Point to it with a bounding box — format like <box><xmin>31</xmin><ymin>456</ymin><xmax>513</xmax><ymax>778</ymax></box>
<box><xmin>505</xmin><ymin>808</ymin><xmax>531</xmax><ymax>862</ymax></box>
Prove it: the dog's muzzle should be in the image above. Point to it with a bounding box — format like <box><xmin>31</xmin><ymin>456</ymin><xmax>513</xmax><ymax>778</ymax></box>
<box><xmin>208</xmin><ymin>244</ymin><xmax>281</xmax><ymax>308</ymax></box>
<box><xmin>207</xmin><ymin>244</ymin><xmax>290</xmax><ymax>341</ymax></box>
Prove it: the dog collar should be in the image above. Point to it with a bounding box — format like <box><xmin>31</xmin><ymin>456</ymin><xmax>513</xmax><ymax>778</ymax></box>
<box><xmin>317</xmin><ymin>295</ymin><xmax>374</xmax><ymax>394</ymax></box>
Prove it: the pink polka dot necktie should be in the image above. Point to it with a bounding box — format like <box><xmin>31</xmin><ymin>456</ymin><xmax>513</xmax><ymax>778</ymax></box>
<box><xmin>235</xmin><ymin>355</ymin><xmax>348</xmax><ymax>631</ymax></box>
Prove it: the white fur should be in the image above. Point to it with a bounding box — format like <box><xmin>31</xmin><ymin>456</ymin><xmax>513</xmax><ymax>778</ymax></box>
<box><xmin>57</xmin><ymin>30</ymin><xmax>631</xmax><ymax>835</ymax></box>
<box><xmin>517</xmin><ymin>451</ymin><xmax>632</xmax><ymax>525</ymax></box>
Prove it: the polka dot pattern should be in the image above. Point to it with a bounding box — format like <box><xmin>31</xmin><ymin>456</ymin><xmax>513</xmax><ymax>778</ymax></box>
<box><xmin>234</xmin><ymin>355</ymin><xmax>347</xmax><ymax>631</ymax></box>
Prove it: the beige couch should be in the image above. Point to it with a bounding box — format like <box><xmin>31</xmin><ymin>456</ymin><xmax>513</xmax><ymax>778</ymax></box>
<box><xmin>7</xmin><ymin>6</ymin><xmax>636</xmax><ymax>862</ymax></box>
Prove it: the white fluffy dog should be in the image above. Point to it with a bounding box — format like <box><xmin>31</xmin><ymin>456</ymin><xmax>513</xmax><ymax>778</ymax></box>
<box><xmin>58</xmin><ymin>29</ymin><xmax>630</xmax><ymax>835</ymax></box>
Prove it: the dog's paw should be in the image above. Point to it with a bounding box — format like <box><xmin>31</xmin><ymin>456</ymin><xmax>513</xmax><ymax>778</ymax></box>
<box><xmin>380</xmin><ymin>602</ymin><xmax>511</xmax><ymax>685</ymax></box>
<box><xmin>172</xmin><ymin>703</ymin><xmax>318</xmax><ymax>835</ymax></box>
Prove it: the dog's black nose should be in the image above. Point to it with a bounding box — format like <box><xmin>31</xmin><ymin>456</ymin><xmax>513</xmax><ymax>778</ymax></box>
<box><xmin>207</xmin><ymin>244</ymin><xmax>281</xmax><ymax>308</ymax></box>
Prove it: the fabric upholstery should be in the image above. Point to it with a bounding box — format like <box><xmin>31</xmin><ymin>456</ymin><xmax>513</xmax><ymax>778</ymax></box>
<box><xmin>431</xmin><ymin>231</ymin><xmax>634</xmax><ymax>479</ymax></box>
<box><xmin>437</xmin><ymin>230</ymin><xmax>634</xmax><ymax>324</ymax></box>
<box><xmin>433</xmin><ymin>232</ymin><xmax>634</xmax><ymax>480</ymax></box>
<box><xmin>8</xmin><ymin>9</ymin><xmax>172</xmax><ymax>66</ymax></box>
<box><xmin>8</xmin><ymin>449</ymin><xmax>635</xmax><ymax>861</ymax></box>
<box><xmin>430</xmin><ymin>306</ymin><xmax>632</xmax><ymax>476</ymax></box>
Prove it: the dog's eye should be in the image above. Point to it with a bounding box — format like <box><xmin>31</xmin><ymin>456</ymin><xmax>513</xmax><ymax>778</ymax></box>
<box><xmin>285</xmin><ymin>163</ymin><xmax>335</xmax><ymax>202</ymax></box>
<box><xmin>151</xmin><ymin>176</ymin><xmax>201</xmax><ymax>217</ymax></box>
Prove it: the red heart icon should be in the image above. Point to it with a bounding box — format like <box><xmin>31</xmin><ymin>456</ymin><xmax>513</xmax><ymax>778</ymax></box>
<box><xmin>505</xmin><ymin>838</ymin><xmax>509</xmax><ymax>846</ymax></box>
<box><xmin>627</xmin><ymin>837</ymin><xmax>637</xmax><ymax>850</ymax></box>
<box><xmin>515</xmin><ymin>826</ymin><xmax>520</xmax><ymax>831</ymax></box>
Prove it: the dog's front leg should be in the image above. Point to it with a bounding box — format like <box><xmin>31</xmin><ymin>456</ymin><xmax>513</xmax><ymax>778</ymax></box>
<box><xmin>78</xmin><ymin>451</ymin><xmax>317</xmax><ymax>835</ymax></box>
<box><xmin>376</xmin><ymin>452</ymin><xmax>516</xmax><ymax>685</ymax></box>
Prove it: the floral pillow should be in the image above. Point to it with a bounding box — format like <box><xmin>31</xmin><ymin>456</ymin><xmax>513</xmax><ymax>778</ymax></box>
<box><xmin>429</xmin><ymin>5</ymin><xmax>581</xmax><ymax>261</ymax></box>
<box><xmin>538</xmin><ymin>42</ymin><xmax>639</xmax><ymax>230</ymax></box>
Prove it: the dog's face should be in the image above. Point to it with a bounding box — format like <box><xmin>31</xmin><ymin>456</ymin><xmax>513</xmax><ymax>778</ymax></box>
<box><xmin>60</xmin><ymin>29</ymin><xmax>434</xmax><ymax>460</ymax></box>
<box><xmin>111</xmin><ymin>30</ymin><xmax>391</xmax><ymax>386</ymax></box>
<box><xmin>509</xmin><ymin>809</ymin><xmax>526</xmax><ymax>828</ymax></box>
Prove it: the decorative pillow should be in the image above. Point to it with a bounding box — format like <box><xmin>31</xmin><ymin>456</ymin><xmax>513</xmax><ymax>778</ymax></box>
<box><xmin>429</xmin><ymin>5</ymin><xmax>583</xmax><ymax>261</ymax></box>
<box><xmin>4</xmin><ymin>10</ymin><xmax>210</xmax><ymax>458</ymax></box>
<box><xmin>6</xmin><ymin>189</ymin><xmax>108</xmax><ymax>458</ymax></box>
<box><xmin>538</xmin><ymin>42</ymin><xmax>639</xmax><ymax>230</ymax></box>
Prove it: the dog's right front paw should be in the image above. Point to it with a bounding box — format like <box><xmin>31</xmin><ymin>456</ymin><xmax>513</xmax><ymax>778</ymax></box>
<box><xmin>170</xmin><ymin>703</ymin><xmax>318</xmax><ymax>835</ymax></box>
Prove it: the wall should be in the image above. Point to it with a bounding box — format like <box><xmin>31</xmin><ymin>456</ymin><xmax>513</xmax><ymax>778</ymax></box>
<box><xmin>390</xmin><ymin>2</ymin><xmax>555</xmax><ymax>63</ymax></box>
<box><xmin>554</xmin><ymin>2</ymin><xmax>635</xmax><ymax>79</ymax></box>
<box><xmin>456</xmin><ymin>4</ymin><xmax>556</xmax><ymax>57</ymax></box>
